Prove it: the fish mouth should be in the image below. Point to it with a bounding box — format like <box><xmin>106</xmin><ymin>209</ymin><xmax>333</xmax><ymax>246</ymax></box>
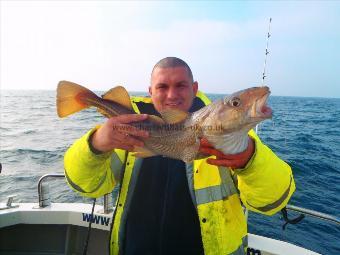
<box><xmin>250</xmin><ymin>89</ymin><xmax>272</xmax><ymax>119</ymax></box>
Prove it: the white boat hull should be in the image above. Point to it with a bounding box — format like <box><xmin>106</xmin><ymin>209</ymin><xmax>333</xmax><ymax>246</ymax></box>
<box><xmin>0</xmin><ymin>202</ymin><xmax>320</xmax><ymax>255</ymax></box>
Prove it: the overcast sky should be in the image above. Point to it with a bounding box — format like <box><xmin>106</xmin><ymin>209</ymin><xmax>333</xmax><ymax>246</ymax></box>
<box><xmin>1</xmin><ymin>1</ymin><xmax>339</xmax><ymax>98</ymax></box>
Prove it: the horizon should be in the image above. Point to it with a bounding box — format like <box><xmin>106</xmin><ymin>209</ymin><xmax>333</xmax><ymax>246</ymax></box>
<box><xmin>1</xmin><ymin>1</ymin><xmax>339</xmax><ymax>98</ymax></box>
<box><xmin>2</xmin><ymin>88</ymin><xmax>340</xmax><ymax>100</ymax></box>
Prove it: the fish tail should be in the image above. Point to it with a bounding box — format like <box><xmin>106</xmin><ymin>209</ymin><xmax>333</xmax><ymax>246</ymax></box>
<box><xmin>57</xmin><ymin>80</ymin><xmax>99</xmax><ymax>117</ymax></box>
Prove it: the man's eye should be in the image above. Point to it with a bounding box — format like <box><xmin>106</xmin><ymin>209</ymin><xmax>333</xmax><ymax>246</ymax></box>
<box><xmin>178</xmin><ymin>83</ymin><xmax>188</xmax><ymax>88</ymax></box>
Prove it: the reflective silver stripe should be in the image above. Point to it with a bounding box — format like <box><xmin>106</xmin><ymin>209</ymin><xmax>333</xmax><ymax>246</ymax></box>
<box><xmin>65</xmin><ymin>168</ymin><xmax>107</xmax><ymax>194</ymax></box>
<box><xmin>195</xmin><ymin>167</ymin><xmax>238</xmax><ymax>205</ymax></box>
<box><xmin>218</xmin><ymin>167</ymin><xmax>238</xmax><ymax>196</ymax></box>
<box><xmin>195</xmin><ymin>185</ymin><xmax>226</xmax><ymax>205</ymax></box>
<box><xmin>242</xmin><ymin>235</ymin><xmax>248</xmax><ymax>248</ymax></box>
<box><xmin>195</xmin><ymin>182</ymin><xmax>238</xmax><ymax>205</ymax></box>
<box><xmin>111</xmin><ymin>184</ymin><xmax>120</xmax><ymax>206</ymax></box>
<box><xmin>247</xmin><ymin>176</ymin><xmax>293</xmax><ymax>212</ymax></box>
<box><xmin>110</xmin><ymin>152</ymin><xmax>124</xmax><ymax>182</ymax></box>
<box><xmin>230</xmin><ymin>242</ymin><xmax>247</xmax><ymax>255</ymax></box>
<box><xmin>185</xmin><ymin>163</ymin><xmax>197</xmax><ymax>207</ymax></box>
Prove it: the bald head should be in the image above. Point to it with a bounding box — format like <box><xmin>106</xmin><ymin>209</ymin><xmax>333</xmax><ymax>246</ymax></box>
<box><xmin>151</xmin><ymin>57</ymin><xmax>194</xmax><ymax>83</ymax></box>
<box><xmin>149</xmin><ymin>57</ymin><xmax>198</xmax><ymax>112</ymax></box>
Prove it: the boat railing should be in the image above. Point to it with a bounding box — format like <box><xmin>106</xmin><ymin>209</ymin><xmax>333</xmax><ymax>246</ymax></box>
<box><xmin>286</xmin><ymin>204</ymin><xmax>339</xmax><ymax>225</ymax></box>
<box><xmin>37</xmin><ymin>173</ymin><xmax>112</xmax><ymax>213</ymax></box>
<box><xmin>38</xmin><ymin>173</ymin><xmax>65</xmax><ymax>208</ymax></box>
<box><xmin>36</xmin><ymin>173</ymin><xmax>339</xmax><ymax>225</ymax></box>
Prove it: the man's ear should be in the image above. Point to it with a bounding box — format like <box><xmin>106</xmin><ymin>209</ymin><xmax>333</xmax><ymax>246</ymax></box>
<box><xmin>193</xmin><ymin>82</ymin><xmax>198</xmax><ymax>96</ymax></box>
<box><xmin>148</xmin><ymin>86</ymin><xmax>152</xmax><ymax>96</ymax></box>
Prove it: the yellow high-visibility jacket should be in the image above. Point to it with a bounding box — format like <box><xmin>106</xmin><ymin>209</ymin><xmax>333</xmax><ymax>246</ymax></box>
<box><xmin>64</xmin><ymin>91</ymin><xmax>295</xmax><ymax>255</ymax></box>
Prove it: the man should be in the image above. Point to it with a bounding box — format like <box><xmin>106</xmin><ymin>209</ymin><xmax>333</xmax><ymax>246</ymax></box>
<box><xmin>64</xmin><ymin>57</ymin><xmax>295</xmax><ymax>255</ymax></box>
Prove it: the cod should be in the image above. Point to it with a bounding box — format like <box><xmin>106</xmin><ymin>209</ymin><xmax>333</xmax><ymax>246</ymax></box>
<box><xmin>57</xmin><ymin>81</ymin><xmax>272</xmax><ymax>162</ymax></box>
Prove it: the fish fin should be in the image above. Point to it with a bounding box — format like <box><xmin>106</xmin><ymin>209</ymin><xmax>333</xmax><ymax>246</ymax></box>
<box><xmin>132</xmin><ymin>146</ymin><xmax>157</xmax><ymax>158</ymax></box>
<box><xmin>160</xmin><ymin>109</ymin><xmax>189</xmax><ymax>124</ymax></box>
<box><xmin>57</xmin><ymin>80</ymin><xmax>97</xmax><ymax>118</ymax></box>
<box><xmin>148</xmin><ymin>115</ymin><xmax>166</xmax><ymax>125</ymax></box>
<box><xmin>97</xmin><ymin>108</ymin><xmax>111</xmax><ymax>118</ymax></box>
<box><xmin>102</xmin><ymin>86</ymin><xmax>133</xmax><ymax>110</ymax></box>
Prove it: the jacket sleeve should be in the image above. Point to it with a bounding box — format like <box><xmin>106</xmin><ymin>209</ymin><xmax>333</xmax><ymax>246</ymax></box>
<box><xmin>235</xmin><ymin>130</ymin><xmax>295</xmax><ymax>215</ymax></box>
<box><xmin>64</xmin><ymin>127</ymin><xmax>125</xmax><ymax>198</ymax></box>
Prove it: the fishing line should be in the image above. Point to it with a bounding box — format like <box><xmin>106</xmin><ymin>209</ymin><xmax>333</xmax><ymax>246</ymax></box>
<box><xmin>262</xmin><ymin>17</ymin><xmax>272</xmax><ymax>87</ymax></box>
<box><xmin>83</xmin><ymin>198</ymin><xmax>97</xmax><ymax>255</ymax></box>
<box><xmin>256</xmin><ymin>17</ymin><xmax>272</xmax><ymax>134</ymax></box>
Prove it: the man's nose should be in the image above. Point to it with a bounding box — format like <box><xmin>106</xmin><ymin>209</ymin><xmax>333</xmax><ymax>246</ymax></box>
<box><xmin>167</xmin><ymin>87</ymin><xmax>178</xmax><ymax>99</ymax></box>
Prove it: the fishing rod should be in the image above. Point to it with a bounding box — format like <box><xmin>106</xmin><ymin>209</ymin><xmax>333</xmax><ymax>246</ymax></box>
<box><xmin>256</xmin><ymin>17</ymin><xmax>272</xmax><ymax>134</ymax></box>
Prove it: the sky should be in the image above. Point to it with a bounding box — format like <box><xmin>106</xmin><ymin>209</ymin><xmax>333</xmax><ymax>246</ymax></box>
<box><xmin>1</xmin><ymin>1</ymin><xmax>339</xmax><ymax>98</ymax></box>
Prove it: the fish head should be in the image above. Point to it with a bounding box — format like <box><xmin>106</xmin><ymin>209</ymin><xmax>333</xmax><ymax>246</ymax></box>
<box><xmin>203</xmin><ymin>86</ymin><xmax>272</xmax><ymax>135</ymax></box>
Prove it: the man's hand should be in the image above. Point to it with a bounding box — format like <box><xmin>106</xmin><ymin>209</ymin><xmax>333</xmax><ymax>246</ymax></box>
<box><xmin>199</xmin><ymin>137</ymin><xmax>255</xmax><ymax>169</ymax></box>
<box><xmin>91</xmin><ymin>114</ymin><xmax>149</xmax><ymax>153</ymax></box>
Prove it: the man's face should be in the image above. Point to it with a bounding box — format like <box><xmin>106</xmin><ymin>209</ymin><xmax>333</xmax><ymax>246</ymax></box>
<box><xmin>149</xmin><ymin>66</ymin><xmax>198</xmax><ymax>113</ymax></box>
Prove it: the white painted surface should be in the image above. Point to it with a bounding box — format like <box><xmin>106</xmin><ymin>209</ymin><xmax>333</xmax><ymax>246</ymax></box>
<box><xmin>0</xmin><ymin>202</ymin><xmax>320</xmax><ymax>255</ymax></box>
<box><xmin>0</xmin><ymin>202</ymin><xmax>113</xmax><ymax>231</ymax></box>
<box><xmin>248</xmin><ymin>233</ymin><xmax>320</xmax><ymax>255</ymax></box>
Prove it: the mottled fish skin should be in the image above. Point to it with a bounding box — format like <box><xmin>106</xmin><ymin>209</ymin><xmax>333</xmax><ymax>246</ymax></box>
<box><xmin>57</xmin><ymin>81</ymin><xmax>272</xmax><ymax>162</ymax></box>
<box><xmin>76</xmin><ymin>91</ymin><xmax>201</xmax><ymax>162</ymax></box>
<box><xmin>140</xmin><ymin>120</ymin><xmax>200</xmax><ymax>163</ymax></box>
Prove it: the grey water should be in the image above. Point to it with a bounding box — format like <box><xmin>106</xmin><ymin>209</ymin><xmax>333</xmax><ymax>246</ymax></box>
<box><xmin>0</xmin><ymin>90</ymin><xmax>339</xmax><ymax>254</ymax></box>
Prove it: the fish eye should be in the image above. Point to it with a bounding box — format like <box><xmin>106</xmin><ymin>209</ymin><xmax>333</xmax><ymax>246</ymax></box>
<box><xmin>230</xmin><ymin>97</ymin><xmax>241</xmax><ymax>107</ymax></box>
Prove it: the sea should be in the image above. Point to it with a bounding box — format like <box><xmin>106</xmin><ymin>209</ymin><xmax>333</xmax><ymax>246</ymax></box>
<box><xmin>0</xmin><ymin>90</ymin><xmax>339</xmax><ymax>254</ymax></box>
